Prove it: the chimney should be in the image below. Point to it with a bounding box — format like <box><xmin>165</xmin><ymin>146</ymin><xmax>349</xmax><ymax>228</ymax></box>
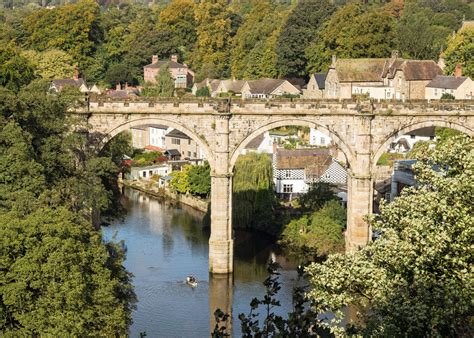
<box><xmin>331</xmin><ymin>55</ymin><xmax>337</xmax><ymax>67</ymax></box>
<box><xmin>272</xmin><ymin>142</ymin><xmax>278</xmax><ymax>154</ymax></box>
<box><xmin>73</xmin><ymin>68</ymin><xmax>79</xmax><ymax>80</ymax></box>
<box><xmin>437</xmin><ymin>57</ymin><xmax>446</xmax><ymax>71</ymax></box>
<box><xmin>115</xmin><ymin>82</ymin><xmax>121</xmax><ymax>91</ymax></box>
<box><xmin>454</xmin><ymin>64</ymin><xmax>462</xmax><ymax>77</ymax></box>
<box><xmin>171</xmin><ymin>54</ymin><xmax>178</xmax><ymax>63</ymax></box>
<box><xmin>152</xmin><ymin>55</ymin><xmax>159</xmax><ymax>64</ymax></box>
<box><xmin>391</xmin><ymin>50</ymin><xmax>399</xmax><ymax>59</ymax></box>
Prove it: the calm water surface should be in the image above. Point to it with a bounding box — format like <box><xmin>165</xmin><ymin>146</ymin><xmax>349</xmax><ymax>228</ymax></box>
<box><xmin>102</xmin><ymin>188</ymin><xmax>299</xmax><ymax>337</ymax></box>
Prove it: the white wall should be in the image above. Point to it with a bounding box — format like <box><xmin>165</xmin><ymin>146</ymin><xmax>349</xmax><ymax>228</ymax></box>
<box><xmin>149</xmin><ymin>127</ymin><xmax>167</xmax><ymax>148</ymax></box>
<box><xmin>309</xmin><ymin>129</ymin><xmax>332</xmax><ymax>146</ymax></box>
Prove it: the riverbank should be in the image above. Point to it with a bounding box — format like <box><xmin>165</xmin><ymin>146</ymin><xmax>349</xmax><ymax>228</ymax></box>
<box><xmin>120</xmin><ymin>179</ymin><xmax>209</xmax><ymax>213</ymax></box>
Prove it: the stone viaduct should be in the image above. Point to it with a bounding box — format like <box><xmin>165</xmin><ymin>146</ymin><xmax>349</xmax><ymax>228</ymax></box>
<box><xmin>75</xmin><ymin>97</ymin><xmax>474</xmax><ymax>274</ymax></box>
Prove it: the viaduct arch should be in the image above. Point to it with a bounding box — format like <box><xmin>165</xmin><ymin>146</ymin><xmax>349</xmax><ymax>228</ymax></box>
<box><xmin>79</xmin><ymin>98</ymin><xmax>474</xmax><ymax>274</ymax></box>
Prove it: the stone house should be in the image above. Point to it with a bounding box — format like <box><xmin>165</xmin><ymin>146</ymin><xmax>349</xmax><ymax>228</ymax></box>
<box><xmin>143</xmin><ymin>55</ymin><xmax>195</xmax><ymax>88</ymax></box>
<box><xmin>50</xmin><ymin>71</ymin><xmax>89</xmax><ymax>93</ymax></box>
<box><xmin>325</xmin><ymin>56</ymin><xmax>387</xmax><ymax>99</ymax></box>
<box><xmin>191</xmin><ymin>78</ymin><xmax>221</xmax><ymax>96</ymax></box>
<box><xmin>425</xmin><ymin>74</ymin><xmax>474</xmax><ymax>100</ymax></box>
<box><xmin>302</xmin><ymin>73</ymin><xmax>326</xmax><ymax>99</ymax></box>
<box><xmin>272</xmin><ymin>148</ymin><xmax>347</xmax><ymax>199</ymax></box>
<box><xmin>381</xmin><ymin>55</ymin><xmax>443</xmax><ymax>100</ymax></box>
<box><xmin>241</xmin><ymin>78</ymin><xmax>301</xmax><ymax>99</ymax></box>
<box><xmin>164</xmin><ymin>129</ymin><xmax>205</xmax><ymax>160</ymax></box>
<box><xmin>213</xmin><ymin>79</ymin><xmax>246</xmax><ymax>97</ymax></box>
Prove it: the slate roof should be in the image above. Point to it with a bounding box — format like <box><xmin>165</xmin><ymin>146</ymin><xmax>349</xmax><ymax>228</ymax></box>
<box><xmin>426</xmin><ymin>75</ymin><xmax>469</xmax><ymax>89</ymax></box>
<box><xmin>144</xmin><ymin>60</ymin><xmax>187</xmax><ymax>69</ymax></box>
<box><xmin>334</xmin><ymin>59</ymin><xmax>387</xmax><ymax>82</ymax></box>
<box><xmin>245</xmin><ymin>78</ymin><xmax>287</xmax><ymax>94</ymax></box>
<box><xmin>314</xmin><ymin>73</ymin><xmax>326</xmax><ymax>89</ymax></box>
<box><xmin>166</xmin><ymin>129</ymin><xmax>190</xmax><ymax>139</ymax></box>
<box><xmin>384</xmin><ymin>60</ymin><xmax>442</xmax><ymax>80</ymax></box>
<box><xmin>245</xmin><ymin>134</ymin><xmax>265</xmax><ymax>149</ymax></box>
<box><xmin>275</xmin><ymin>148</ymin><xmax>332</xmax><ymax>175</ymax></box>
<box><xmin>165</xmin><ymin>149</ymin><xmax>181</xmax><ymax>156</ymax></box>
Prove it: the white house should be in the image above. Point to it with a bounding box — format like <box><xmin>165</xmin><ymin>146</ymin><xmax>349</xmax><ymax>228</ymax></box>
<box><xmin>273</xmin><ymin>148</ymin><xmax>347</xmax><ymax>199</ymax></box>
<box><xmin>149</xmin><ymin>124</ymin><xmax>170</xmax><ymax>148</ymax></box>
<box><xmin>425</xmin><ymin>75</ymin><xmax>474</xmax><ymax>100</ymax></box>
<box><xmin>241</xmin><ymin>78</ymin><xmax>301</xmax><ymax>99</ymax></box>
<box><xmin>309</xmin><ymin>128</ymin><xmax>332</xmax><ymax>147</ymax></box>
<box><xmin>389</xmin><ymin>127</ymin><xmax>435</xmax><ymax>153</ymax></box>
<box><xmin>129</xmin><ymin>164</ymin><xmax>170</xmax><ymax>180</ymax></box>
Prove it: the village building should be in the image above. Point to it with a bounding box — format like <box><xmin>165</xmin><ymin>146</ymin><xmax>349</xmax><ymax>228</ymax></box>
<box><xmin>241</xmin><ymin>78</ymin><xmax>301</xmax><ymax>99</ymax></box>
<box><xmin>144</xmin><ymin>54</ymin><xmax>195</xmax><ymax>88</ymax></box>
<box><xmin>128</xmin><ymin>164</ymin><xmax>170</xmax><ymax>180</ymax></box>
<box><xmin>309</xmin><ymin>128</ymin><xmax>332</xmax><ymax>147</ymax></box>
<box><xmin>49</xmin><ymin>71</ymin><xmax>89</xmax><ymax>93</ymax></box>
<box><xmin>425</xmin><ymin>73</ymin><xmax>474</xmax><ymax>100</ymax></box>
<box><xmin>302</xmin><ymin>73</ymin><xmax>326</xmax><ymax>99</ymax></box>
<box><xmin>191</xmin><ymin>78</ymin><xmax>221</xmax><ymax>96</ymax></box>
<box><xmin>389</xmin><ymin>126</ymin><xmax>435</xmax><ymax>153</ymax></box>
<box><xmin>164</xmin><ymin>129</ymin><xmax>205</xmax><ymax>161</ymax></box>
<box><xmin>213</xmin><ymin>79</ymin><xmax>246</xmax><ymax>97</ymax></box>
<box><xmin>272</xmin><ymin>148</ymin><xmax>347</xmax><ymax>199</ymax></box>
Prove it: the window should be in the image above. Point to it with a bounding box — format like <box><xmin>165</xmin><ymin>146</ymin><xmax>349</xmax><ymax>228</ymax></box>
<box><xmin>187</xmin><ymin>151</ymin><xmax>191</xmax><ymax>157</ymax></box>
<box><xmin>434</xmin><ymin>88</ymin><xmax>438</xmax><ymax>96</ymax></box>
<box><xmin>172</xmin><ymin>138</ymin><xmax>180</xmax><ymax>145</ymax></box>
<box><xmin>283</xmin><ymin>184</ymin><xmax>293</xmax><ymax>193</ymax></box>
<box><xmin>142</xmin><ymin>171</ymin><xmax>147</xmax><ymax>178</ymax></box>
<box><xmin>320</xmin><ymin>137</ymin><xmax>326</xmax><ymax>145</ymax></box>
<box><xmin>285</xmin><ymin>170</ymin><xmax>291</xmax><ymax>178</ymax></box>
<box><xmin>410</xmin><ymin>135</ymin><xmax>415</xmax><ymax>139</ymax></box>
<box><xmin>188</xmin><ymin>139</ymin><xmax>191</xmax><ymax>145</ymax></box>
<box><xmin>193</xmin><ymin>152</ymin><xmax>197</xmax><ymax>157</ymax></box>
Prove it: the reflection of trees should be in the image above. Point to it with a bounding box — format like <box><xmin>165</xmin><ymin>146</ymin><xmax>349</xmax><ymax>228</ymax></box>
<box><xmin>170</xmin><ymin>206</ymin><xmax>208</xmax><ymax>255</ymax></box>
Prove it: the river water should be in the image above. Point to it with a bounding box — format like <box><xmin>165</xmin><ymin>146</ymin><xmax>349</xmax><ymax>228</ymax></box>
<box><xmin>102</xmin><ymin>188</ymin><xmax>299</xmax><ymax>337</ymax></box>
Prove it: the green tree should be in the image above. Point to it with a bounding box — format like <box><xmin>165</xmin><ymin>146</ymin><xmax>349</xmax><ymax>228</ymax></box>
<box><xmin>276</xmin><ymin>0</ymin><xmax>335</xmax><ymax>77</ymax></box>
<box><xmin>443</xmin><ymin>26</ymin><xmax>474</xmax><ymax>78</ymax></box>
<box><xmin>1</xmin><ymin>207</ymin><xmax>135</xmax><ymax>335</ymax></box>
<box><xmin>105</xmin><ymin>62</ymin><xmax>136</xmax><ymax>87</ymax></box>
<box><xmin>233</xmin><ymin>153</ymin><xmax>275</xmax><ymax>234</ymax></box>
<box><xmin>142</xmin><ymin>64</ymin><xmax>175</xmax><ymax>97</ymax></box>
<box><xmin>188</xmin><ymin>162</ymin><xmax>211</xmax><ymax>197</ymax></box>
<box><xmin>22</xmin><ymin>49</ymin><xmax>76</xmax><ymax>80</ymax></box>
<box><xmin>170</xmin><ymin>165</ymin><xmax>192</xmax><ymax>194</ymax></box>
<box><xmin>306</xmin><ymin>135</ymin><xmax>474</xmax><ymax>336</ymax></box>
<box><xmin>193</xmin><ymin>0</ymin><xmax>232</xmax><ymax>80</ymax></box>
<box><xmin>195</xmin><ymin>85</ymin><xmax>210</xmax><ymax>97</ymax></box>
<box><xmin>306</xmin><ymin>3</ymin><xmax>397</xmax><ymax>73</ymax></box>
<box><xmin>298</xmin><ymin>182</ymin><xmax>337</xmax><ymax>212</ymax></box>
<box><xmin>0</xmin><ymin>44</ymin><xmax>35</xmax><ymax>92</ymax></box>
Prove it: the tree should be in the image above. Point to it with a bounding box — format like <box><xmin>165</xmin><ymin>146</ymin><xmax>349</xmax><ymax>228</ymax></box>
<box><xmin>0</xmin><ymin>44</ymin><xmax>35</xmax><ymax>92</ymax></box>
<box><xmin>170</xmin><ymin>165</ymin><xmax>192</xmax><ymax>194</ymax></box>
<box><xmin>233</xmin><ymin>153</ymin><xmax>276</xmax><ymax>234</ymax></box>
<box><xmin>298</xmin><ymin>182</ymin><xmax>337</xmax><ymax>211</ymax></box>
<box><xmin>276</xmin><ymin>0</ymin><xmax>335</xmax><ymax>77</ymax></box>
<box><xmin>306</xmin><ymin>3</ymin><xmax>397</xmax><ymax>73</ymax></box>
<box><xmin>443</xmin><ymin>26</ymin><xmax>474</xmax><ymax>78</ymax></box>
<box><xmin>22</xmin><ymin>49</ymin><xmax>76</xmax><ymax>80</ymax></box>
<box><xmin>105</xmin><ymin>63</ymin><xmax>136</xmax><ymax>87</ymax></box>
<box><xmin>142</xmin><ymin>64</ymin><xmax>175</xmax><ymax>97</ymax></box>
<box><xmin>188</xmin><ymin>162</ymin><xmax>211</xmax><ymax>197</ymax></box>
<box><xmin>193</xmin><ymin>0</ymin><xmax>232</xmax><ymax>80</ymax></box>
<box><xmin>306</xmin><ymin>135</ymin><xmax>474</xmax><ymax>336</ymax></box>
<box><xmin>195</xmin><ymin>85</ymin><xmax>210</xmax><ymax>97</ymax></box>
<box><xmin>0</xmin><ymin>207</ymin><xmax>135</xmax><ymax>336</ymax></box>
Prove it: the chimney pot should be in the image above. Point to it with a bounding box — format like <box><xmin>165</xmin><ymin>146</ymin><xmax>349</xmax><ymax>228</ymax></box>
<box><xmin>454</xmin><ymin>64</ymin><xmax>462</xmax><ymax>77</ymax></box>
<box><xmin>152</xmin><ymin>55</ymin><xmax>159</xmax><ymax>64</ymax></box>
<box><xmin>116</xmin><ymin>82</ymin><xmax>121</xmax><ymax>91</ymax></box>
<box><xmin>331</xmin><ymin>55</ymin><xmax>337</xmax><ymax>67</ymax></box>
<box><xmin>171</xmin><ymin>54</ymin><xmax>178</xmax><ymax>63</ymax></box>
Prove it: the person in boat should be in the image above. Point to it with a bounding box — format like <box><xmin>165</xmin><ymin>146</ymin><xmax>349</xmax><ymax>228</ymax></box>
<box><xmin>186</xmin><ymin>275</ymin><xmax>197</xmax><ymax>286</ymax></box>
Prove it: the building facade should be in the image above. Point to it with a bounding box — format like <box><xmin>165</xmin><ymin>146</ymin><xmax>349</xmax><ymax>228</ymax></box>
<box><xmin>144</xmin><ymin>55</ymin><xmax>195</xmax><ymax>88</ymax></box>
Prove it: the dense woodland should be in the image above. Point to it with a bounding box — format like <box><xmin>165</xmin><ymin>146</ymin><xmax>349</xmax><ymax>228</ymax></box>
<box><xmin>1</xmin><ymin>0</ymin><xmax>473</xmax><ymax>90</ymax></box>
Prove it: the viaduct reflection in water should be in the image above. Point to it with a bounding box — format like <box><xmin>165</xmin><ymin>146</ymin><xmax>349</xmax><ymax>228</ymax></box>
<box><xmin>103</xmin><ymin>188</ymin><xmax>298</xmax><ymax>337</ymax></box>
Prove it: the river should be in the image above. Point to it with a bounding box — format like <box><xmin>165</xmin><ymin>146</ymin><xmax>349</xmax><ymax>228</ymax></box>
<box><xmin>102</xmin><ymin>188</ymin><xmax>300</xmax><ymax>337</ymax></box>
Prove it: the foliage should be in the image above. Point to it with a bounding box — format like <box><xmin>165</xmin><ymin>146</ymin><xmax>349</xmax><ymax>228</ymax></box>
<box><xmin>193</xmin><ymin>0</ymin><xmax>232</xmax><ymax>80</ymax></box>
<box><xmin>298</xmin><ymin>181</ymin><xmax>337</xmax><ymax>211</ymax></box>
<box><xmin>132</xmin><ymin>150</ymin><xmax>162</xmax><ymax>167</ymax></box>
<box><xmin>233</xmin><ymin>153</ymin><xmax>276</xmax><ymax>234</ymax></box>
<box><xmin>306</xmin><ymin>135</ymin><xmax>474</xmax><ymax>336</ymax></box>
<box><xmin>105</xmin><ymin>62</ymin><xmax>136</xmax><ymax>87</ymax></box>
<box><xmin>276</xmin><ymin>0</ymin><xmax>335</xmax><ymax>77</ymax></box>
<box><xmin>169</xmin><ymin>165</ymin><xmax>192</xmax><ymax>194</ymax></box>
<box><xmin>187</xmin><ymin>162</ymin><xmax>211</xmax><ymax>197</ymax></box>
<box><xmin>435</xmin><ymin>126</ymin><xmax>463</xmax><ymax>145</ymax></box>
<box><xmin>0</xmin><ymin>43</ymin><xmax>35</xmax><ymax>92</ymax></box>
<box><xmin>101</xmin><ymin>131</ymin><xmax>133</xmax><ymax>167</ymax></box>
<box><xmin>280</xmin><ymin>200</ymin><xmax>345</xmax><ymax>256</ymax></box>
<box><xmin>443</xmin><ymin>26</ymin><xmax>474</xmax><ymax>78</ymax></box>
<box><xmin>376</xmin><ymin>152</ymin><xmax>405</xmax><ymax>166</ymax></box>
<box><xmin>195</xmin><ymin>85</ymin><xmax>210</xmax><ymax>97</ymax></box>
<box><xmin>0</xmin><ymin>207</ymin><xmax>135</xmax><ymax>335</ymax></box>
<box><xmin>142</xmin><ymin>65</ymin><xmax>175</xmax><ymax>98</ymax></box>
<box><xmin>213</xmin><ymin>263</ymin><xmax>330</xmax><ymax>337</ymax></box>
<box><xmin>440</xmin><ymin>92</ymin><xmax>455</xmax><ymax>100</ymax></box>
<box><xmin>0</xmin><ymin>85</ymin><xmax>136</xmax><ymax>335</ymax></box>
<box><xmin>22</xmin><ymin>49</ymin><xmax>76</xmax><ymax>80</ymax></box>
<box><xmin>306</xmin><ymin>3</ymin><xmax>397</xmax><ymax>73</ymax></box>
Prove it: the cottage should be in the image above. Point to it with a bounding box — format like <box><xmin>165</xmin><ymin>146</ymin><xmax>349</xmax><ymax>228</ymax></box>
<box><xmin>273</xmin><ymin>148</ymin><xmax>347</xmax><ymax>198</ymax></box>
<box><xmin>192</xmin><ymin>78</ymin><xmax>221</xmax><ymax>96</ymax></box>
<box><xmin>241</xmin><ymin>78</ymin><xmax>301</xmax><ymax>99</ymax></box>
<box><xmin>325</xmin><ymin>56</ymin><xmax>387</xmax><ymax>99</ymax></box>
<box><xmin>129</xmin><ymin>164</ymin><xmax>170</xmax><ymax>180</ymax></box>
<box><xmin>144</xmin><ymin>54</ymin><xmax>195</xmax><ymax>88</ymax></box>
<box><xmin>381</xmin><ymin>53</ymin><xmax>443</xmax><ymax>100</ymax></box>
<box><xmin>309</xmin><ymin>128</ymin><xmax>332</xmax><ymax>147</ymax></box>
<box><xmin>303</xmin><ymin>73</ymin><xmax>326</xmax><ymax>99</ymax></box>
<box><xmin>213</xmin><ymin>79</ymin><xmax>245</xmax><ymax>97</ymax></box>
<box><xmin>164</xmin><ymin>129</ymin><xmax>205</xmax><ymax>160</ymax></box>
<box><xmin>389</xmin><ymin>127</ymin><xmax>435</xmax><ymax>154</ymax></box>
<box><xmin>425</xmin><ymin>74</ymin><xmax>474</xmax><ymax>100</ymax></box>
<box><xmin>240</xmin><ymin>132</ymin><xmax>275</xmax><ymax>155</ymax></box>
<box><xmin>50</xmin><ymin>71</ymin><xmax>89</xmax><ymax>93</ymax></box>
